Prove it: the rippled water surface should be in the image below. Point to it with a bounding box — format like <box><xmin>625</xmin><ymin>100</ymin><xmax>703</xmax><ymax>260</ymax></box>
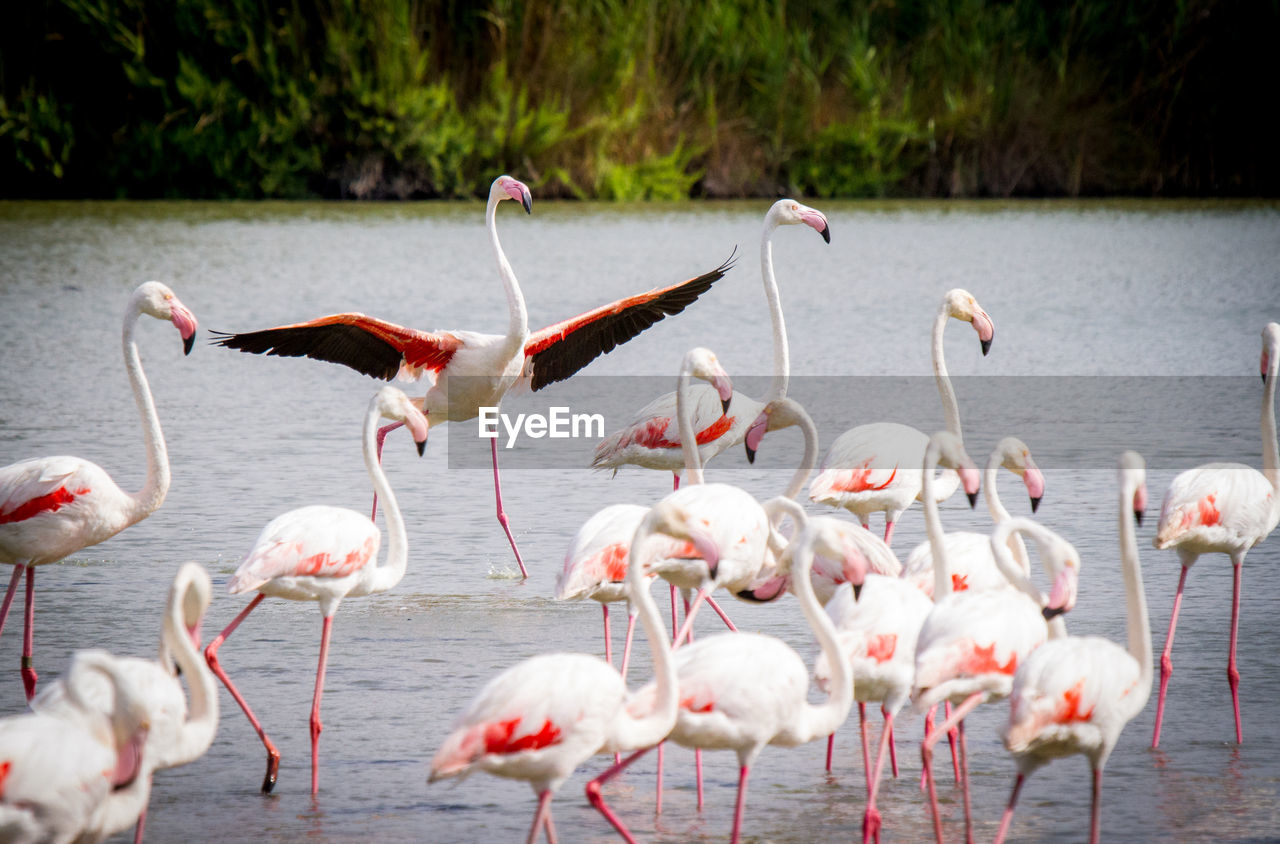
<box><xmin>1</xmin><ymin>198</ymin><xmax>1278</xmax><ymax>842</ymax></box>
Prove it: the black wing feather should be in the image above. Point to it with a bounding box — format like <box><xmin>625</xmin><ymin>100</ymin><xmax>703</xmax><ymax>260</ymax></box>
<box><xmin>210</xmin><ymin>325</ymin><xmax>402</xmax><ymax>381</ymax></box>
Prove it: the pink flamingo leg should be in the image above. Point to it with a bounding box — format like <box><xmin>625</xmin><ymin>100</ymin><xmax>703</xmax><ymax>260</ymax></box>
<box><xmin>945</xmin><ymin>700</ymin><xmax>960</xmax><ymax>781</ymax></box>
<box><xmin>370</xmin><ymin>421</ymin><xmax>406</xmax><ymax>521</ymax></box>
<box><xmin>862</xmin><ymin>710</ymin><xmax>896</xmax><ymax>844</ymax></box>
<box><xmin>655</xmin><ymin>742</ymin><xmax>664</xmax><ymax>814</ymax></box>
<box><xmin>601</xmin><ymin>604</ymin><xmax>621</xmax><ymax>764</ymax></box>
<box><xmin>705</xmin><ymin>595</ymin><xmax>737</xmax><ymax>632</ymax></box>
<box><xmin>882</xmin><ymin>519</ymin><xmax>896</xmax><ymax>546</ymax></box>
<box><xmin>957</xmin><ymin>718</ymin><xmax>973</xmax><ymax>844</ymax></box>
<box><xmin>491</xmin><ymin>438</ymin><xmax>529</xmax><ymax>578</ymax></box>
<box><xmin>204</xmin><ymin>593</ymin><xmax>281</xmax><ymax>792</ymax></box>
<box><xmin>0</xmin><ymin>565</ymin><xmax>22</xmax><ymax>642</ymax></box>
<box><xmin>526</xmin><ymin>789</ymin><xmax>555</xmax><ymax>844</ymax></box>
<box><xmin>858</xmin><ymin>703</ymin><xmax>872</xmax><ymax>794</ymax></box>
<box><xmin>133</xmin><ymin>808</ymin><xmax>146</xmax><ymax>844</ymax></box>
<box><xmin>729</xmin><ymin>764</ymin><xmax>751</xmax><ymax>844</ymax></box>
<box><xmin>1152</xmin><ymin>564</ymin><xmax>1190</xmax><ymax>748</ymax></box>
<box><xmin>920</xmin><ymin>704</ymin><xmax>937</xmax><ymax>791</ymax></box>
<box><xmin>310</xmin><ymin>615</ymin><xmax>333</xmax><ymax>795</ymax></box>
<box><xmin>1090</xmin><ymin>766</ymin><xmax>1102</xmax><ymax>844</ymax></box>
<box><xmin>884</xmin><ymin>706</ymin><xmax>898</xmax><ymax>779</ymax></box>
<box><xmin>543</xmin><ymin>805</ymin><xmax>558</xmax><ymax>844</ymax></box>
<box><xmin>1228</xmin><ymin>557</ymin><xmax>1244</xmax><ymax>743</ymax></box>
<box><xmin>618</xmin><ymin>610</ymin><xmax>638</xmax><ymax>681</ymax></box>
<box><xmin>920</xmin><ymin>692</ymin><xmax>983</xmax><ymax>844</ymax></box>
<box><xmin>672</xmin><ymin>474</ymin><xmax>680</xmax><ymax>491</ymax></box>
<box><xmin>584</xmin><ymin>745</ymin><xmax>654</xmax><ymax>843</ymax></box>
<box><xmin>992</xmin><ymin>771</ymin><xmax>1025</xmax><ymax>844</ymax></box>
<box><xmin>673</xmin><ymin>589</ymin><xmax>737</xmax><ymax>650</ymax></box>
<box><xmin>21</xmin><ymin>565</ymin><xmax>37</xmax><ymax>700</ymax></box>
<box><xmin>825</xmin><ymin>733</ymin><xmax>835</xmax><ymax>773</ymax></box>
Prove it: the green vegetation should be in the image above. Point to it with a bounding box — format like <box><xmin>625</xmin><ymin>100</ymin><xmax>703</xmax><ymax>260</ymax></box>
<box><xmin>2</xmin><ymin>0</ymin><xmax>1275</xmax><ymax>199</ymax></box>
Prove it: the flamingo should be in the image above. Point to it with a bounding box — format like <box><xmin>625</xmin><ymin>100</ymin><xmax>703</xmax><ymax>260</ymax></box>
<box><xmin>808</xmin><ymin>289</ymin><xmax>994</xmax><ymax>545</ymax></box>
<box><xmin>994</xmin><ymin>451</ymin><xmax>1151</xmax><ymax>844</ymax></box>
<box><xmin>0</xmin><ymin>649</ymin><xmax>152</xmax><ymax>843</ymax></box>
<box><xmin>555</xmin><ymin>352</ymin><xmax>734</xmax><ymax>679</ymax></box>
<box><xmin>627</xmin><ymin>515</ymin><xmax>857</xmax><ymax>844</ymax></box>
<box><xmin>33</xmin><ymin>562</ymin><xmax>217</xmax><ymax>844</ymax></box>
<box><xmin>0</xmin><ymin>281</ymin><xmax>198</xmax><ymax>700</ymax></box>
<box><xmin>1150</xmin><ymin>321</ymin><xmax>1280</xmax><ymax>748</ymax></box>
<box><xmin>913</xmin><ymin>458</ymin><xmax>1081</xmax><ymax>844</ymax></box>
<box><xmin>901</xmin><ymin>436</ymin><xmax>1046</xmax><ymax>598</ymax></box>
<box><xmin>203</xmin><ymin>385</ymin><xmax>429</xmax><ymax>795</ymax></box>
<box><xmin>429</xmin><ymin>497</ymin><xmax>688</xmax><ymax>844</ymax></box>
<box><xmin>214</xmin><ymin>175</ymin><xmax>735</xmax><ymax>578</ymax></box>
<box><xmin>591</xmin><ymin>199</ymin><xmax>829</xmax><ymax>488</ymax></box>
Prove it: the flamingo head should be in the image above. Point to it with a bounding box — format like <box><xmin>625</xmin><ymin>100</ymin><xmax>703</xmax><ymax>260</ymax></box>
<box><xmin>1042</xmin><ymin>553</ymin><xmax>1080</xmax><ymax>620</ymax></box>
<box><xmin>815</xmin><ymin>524</ymin><xmax>870</xmax><ymax>601</ymax></box>
<box><xmin>743</xmin><ymin>397</ymin><xmax>810</xmax><ymax>464</ymax></box>
<box><xmin>375</xmin><ymin>386</ymin><xmax>430</xmax><ymax>456</ymax></box>
<box><xmin>493</xmin><ymin>175</ymin><xmax>533</xmax><ymax>214</ymax></box>
<box><xmin>931</xmin><ymin>431</ymin><xmax>981</xmax><ymax>506</ymax></box>
<box><xmin>1262</xmin><ymin>322</ymin><xmax>1280</xmax><ymax>385</ymax></box>
<box><xmin>945</xmin><ymin>288</ymin><xmax>994</xmax><ymax>356</ymax></box>
<box><xmin>643</xmin><ymin>500</ymin><xmax>721</xmax><ymax>580</ymax></box>
<box><xmin>768</xmin><ymin>199</ymin><xmax>831</xmax><ymax>243</ymax></box>
<box><xmin>997</xmin><ymin>437</ymin><xmax>1045</xmax><ymax>513</ymax></box>
<box><xmin>685</xmin><ymin>347</ymin><xmax>733</xmax><ymax>413</ymax></box>
<box><xmin>1120</xmin><ymin>450</ymin><xmax>1147</xmax><ymax>526</ymax></box>
<box><xmin>135</xmin><ymin>281</ymin><xmax>199</xmax><ymax>355</ymax></box>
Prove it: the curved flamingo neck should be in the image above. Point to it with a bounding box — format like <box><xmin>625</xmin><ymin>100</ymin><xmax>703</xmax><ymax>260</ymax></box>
<box><xmin>779</xmin><ymin>400</ymin><xmax>819</xmax><ymax>500</ymax></box>
<box><xmin>676</xmin><ymin>364</ymin><xmax>704</xmax><ymax>486</ymax></box>
<box><xmin>984</xmin><ymin>451</ymin><xmax>1030</xmax><ymax>575</ymax></box>
<box><xmin>1262</xmin><ymin>342</ymin><xmax>1279</xmax><ymax>497</ymax></box>
<box><xmin>360</xmin><ymin>403</ymin><xmax>409</xmax><ymax>595</ymax></box>
<box><xmin>156</xmin><ymin>575</ymin><xmax>217</xmax><ymax>768</ymax></box>
<box><xmin>931</xmin><ymin>305</ymin><xmax>963</xmax><ymax>441</ymax></box>
<box><xmin>790</xmin><ymin>538</ymin><xmax>852</xmax><ymax>741</ymax></box>
<box><xmin>761</xmin><ymin>219</ymin><xmax>789</xmax><ymax>403</ymax></box>
<box><xmin>616</xmin><ymin>522</ymin><xmax>678</xmax><ymax>748</ymax></box>
<box><xmin>990</xmin><ymin>521</ymin><xmax>1068</xmax><ymax>635</ymax></box>
<box><xmin>922</xmin><ymin>440</ymin><xmax>952</xmax><ymax>600</ymax></box>
<box><xmin>487</xmin><ymin>193</ymin><xmax>528</xmax><ymax>356</ymax></box>
<box><xmin>121</xmin><ymin>297</ymin><xmax>170</xmax><ymax>526</ymax></box>
<box><xmin>764</xmin><ymin>495</ymin><xmax>809</xmax><ymax>559</ymax></box>
<box><xmin>1118</xmin><ymin>473</ymin><xmax>1152</xmax><ymax>715</ymax></box>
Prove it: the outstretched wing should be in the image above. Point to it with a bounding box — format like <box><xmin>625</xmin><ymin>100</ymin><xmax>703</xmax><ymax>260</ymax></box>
<box><xmin>211</xmin><ymin>313</ymin><xmax>462</xmax><ymax>382</ymax></box>
<box><xmin>523</xmin><ymin>251</ymin><xmax>736</xmax><ymax>392</ymax></box>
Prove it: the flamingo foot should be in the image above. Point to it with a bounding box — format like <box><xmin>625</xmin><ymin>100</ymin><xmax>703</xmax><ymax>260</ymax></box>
<box><xmin>862</xmin><ymin>806</ymin><xmax>882</xmax><ymax>844</ymax></box>
<box><xmin>20</xmin><ymin>659</ymin><xmax>37</xmax><ymax>701</ymax></box>
<box><xmin>262</xmin><ymin>748</ymin><xmax>281</xmax><ymax>794</ymax></box>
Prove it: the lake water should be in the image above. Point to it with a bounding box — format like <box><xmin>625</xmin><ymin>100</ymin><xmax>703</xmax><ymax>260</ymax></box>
<box><xmin>1</xmin><ymin>198</ymin><xmax>1278</xmax><ymax>842</ymax></box>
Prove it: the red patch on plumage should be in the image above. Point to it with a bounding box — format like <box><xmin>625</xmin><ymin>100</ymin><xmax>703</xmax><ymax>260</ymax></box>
<box><xmin>866</xmin><ymin>633</ymin><xmax>897</xmax><ymax>663</ymax></box>
<box><xmin>1055</xmin><ymin>680</ymin><xmax>1094</xmax><ymax>723</ymax></box>
<box><xmin>588</xmin><ymin>543</ymin><xmax>629</xmax><ymax>583</ymax></box>
<box><xmin>0</xmin><ymin>486</ymin><xmax>91</xmax><ymax>525</ymax></box>
<box><xmin>680</xmin><ymin>694</ymin><xmax>714</xmax><ymax>713</ymax></box>
<box><xmin>951</xmin><ymin>573</ymin><xmax>969</xmax><ymax>592</ymax></box>
<box><xmin>957</xmin><ymin>640</ymin><xmax>1017</xmax><ymax>676</ymax></box>
<box><xmin>0</xmin><ymin>759</ymin><xmax>10</xmax><ymax>798</ymax></box>
<box><xmin>483</xmin><ymin>717</ymin><xmax>562</xmax><ymax>754</ymax></box>
<box><xmin>828</xmin><ymin>460</ymin><xmax>897</xmax><ymax>493</ymax></box>
<box><xmin>635</xmin><ymin>414</ymin><xmax>735</xmax><ymax>450</ymax></box>
<box><xmin>1197</xmin><ymin>494</ymin><xmax>1221</xmax><ymax>527</ymax></box>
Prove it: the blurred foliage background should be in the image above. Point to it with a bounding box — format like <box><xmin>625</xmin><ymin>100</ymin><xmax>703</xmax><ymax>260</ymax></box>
<box><xmin>2</xmin><ymin>0</ymin><xmax>1275</xmax><ymax>199</ymax></box>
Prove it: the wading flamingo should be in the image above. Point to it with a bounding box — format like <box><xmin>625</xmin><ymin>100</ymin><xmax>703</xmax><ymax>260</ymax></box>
<box><xmin>0</xmin><ymin>281</ymin><xmax>198</xmax><ymax>700</ymax></box>
<box><xmin>33</xmin><ymin>562</ymin><xmax>216</xmax><ymax>843</ymax></box>
<box><xmin>809</xmin><ymin>289</ymin><xmax>994</xmax><ymax>545</ymax></box>
<box><xmin>1150</xmin><ymin>322</ymin><xmax>1280</xmax><ymax>747</ymax></box>
<box><xmin>901</xmin><ymin>436</ymin><xmax>1046</xmax><ymax>598</ymax></box>
<box><xmin>214</xmin><ymin>175</ymin><xmax>734</xmax><ymax>578</ymax></box>
<box><xmin>204</xmin><ymin>386</ymin><xmax>428</xmax><ymax>795</ymax></box>
<box><xmin>995</xmin><ymin>451</ymin><xmax>1150</xmax><ymax>844</ymax></box>
<box><xmin>429</xmin><ymin>498</ymin><xmax>688</xmax><ymax>844</ymax></box>
<box><xmin>556</xmin><ymin>353</ymin><xmax>734</xmax><ymax>679</ymax></box>
<box><xmin>592</xmin><ymin>199</ymin><xmax>829</xmax><ymax>488</ymax></box>
<box><xmin>628</xmin><ymin>516</ymin><xmax>856</xmax><ymax>844</ymax></box>
<box><xmin>914</xmin><ymin>480</ymin><xmax>1081</xmax><ymax>844</ymax></box>
<box><xmin>0</xmin><ymin>649</ymin><xmax>152</xmax><ymax>843</ymax></box>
